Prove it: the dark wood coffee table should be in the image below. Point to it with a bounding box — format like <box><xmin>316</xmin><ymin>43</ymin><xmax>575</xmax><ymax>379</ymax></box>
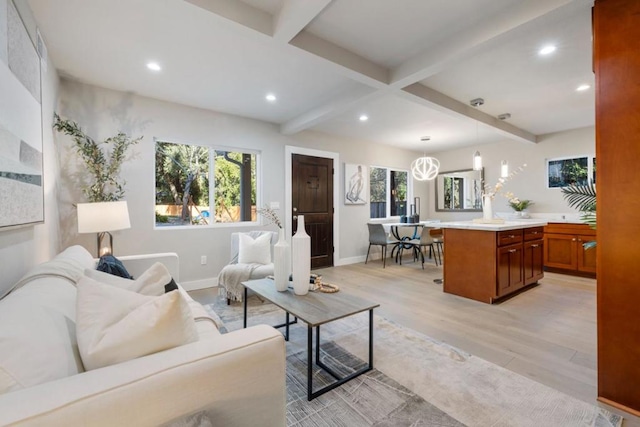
<box><xmin>242</xmin><ymin>278</ymin><xmax>379</xmax><ymax>401</ymax></box>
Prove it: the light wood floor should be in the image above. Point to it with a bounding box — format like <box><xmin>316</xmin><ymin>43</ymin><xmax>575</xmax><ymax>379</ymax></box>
<box><xmin>190</xmin><ymin>256</ymin><xmax>639</xmax><ymax>426</ymax></box>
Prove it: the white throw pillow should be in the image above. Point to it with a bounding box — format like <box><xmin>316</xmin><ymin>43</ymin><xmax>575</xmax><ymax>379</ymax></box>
<box><xmin>238</xmin><ymin>233</ymin><xmax>271</xmax><ymax>265</ymax></box>
<box><xmin>76</xmin><ymin>276</ymin><xmax>198</xmax><ymax>371</ymax></box>
<box><xmin>83</xmin><ymin>262</ymin><xmax>172</xmax><ymax>296</ymax></box>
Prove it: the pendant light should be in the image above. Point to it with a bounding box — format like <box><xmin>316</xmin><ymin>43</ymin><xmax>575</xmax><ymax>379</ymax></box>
<box><xmin>470</xmin><ymin>97</ymin><xmax>484</xmax><ymax>171</ymax></box>
<box><xmin>411</xmin><ymin>136</ymin><xmax>440</xmax><ymax>181</ymax></box>
<box><xmin>501</xmin><ymin>160</ymin><xmax>509</xmax><ymax>178</ymax></box>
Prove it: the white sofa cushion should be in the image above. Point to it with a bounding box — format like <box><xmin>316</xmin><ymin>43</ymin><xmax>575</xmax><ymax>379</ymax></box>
<box><xmin>0</xmin><ymin>278</ymin><xmax>83</xmax><ymax>395</ymax></box>
<box><xmin>76</xmin><ymin>277</ymin><xmax>198</xmax><ymax>371</ymax></box>
<box><xmin>83</xmin><ymin>262</ymin><xmax>171</xmax><ymax>296</ymax></box>
<box><xmin>238</xmin><ymin>232</ymin><xmax>271</xmax><ymax>265</ymax></box>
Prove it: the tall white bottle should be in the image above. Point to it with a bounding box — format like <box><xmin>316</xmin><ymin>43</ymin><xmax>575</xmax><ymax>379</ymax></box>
<box><xmin>273</xmin><ymin>228</ymin><xmax>290</xmax><ymax>292</ymax></box>
<box><xmin>291</xmin><ymin>215</ymin><xmax>311</xmax><ymax>295</ymax></box>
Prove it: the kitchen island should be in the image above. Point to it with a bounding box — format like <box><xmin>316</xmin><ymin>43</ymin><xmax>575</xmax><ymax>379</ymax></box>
<box><xmin>439</xmin><ymin>220</ymin><xmax>547</xmax><ymax>304</ymax></box>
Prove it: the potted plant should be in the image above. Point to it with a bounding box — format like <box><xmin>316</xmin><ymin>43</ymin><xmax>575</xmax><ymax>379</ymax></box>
<box><xmin>561</xmin><ymin>182</ymin><xmax>596</xmax><ymax>249</ymax></box>
<box><xmin>53</xmin><ymin>113</ymin><xmax>142</xmax><ymax>202</ymax></box>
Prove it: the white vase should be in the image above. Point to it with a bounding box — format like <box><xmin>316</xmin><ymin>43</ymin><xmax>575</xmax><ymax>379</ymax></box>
<box><xmin>273</xmin><ymin>228</ymin><xmax>290</xmax><ymax>292</ymax></box>
<box><xmin>291</xmin><ymin>215</ymin><xmax>311</xmax><ymax>296</ymax></box>
<box><xmin>482</xmin><ymin>195</ymin><xmax>493</xmax><ymax>221</ymax></box>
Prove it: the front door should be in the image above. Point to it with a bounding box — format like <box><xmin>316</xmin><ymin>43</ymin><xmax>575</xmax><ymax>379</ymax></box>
<box><xmin>291</xmin><ymin>154</ymin><xmax>334</xmax><ymax>269</ymax></box>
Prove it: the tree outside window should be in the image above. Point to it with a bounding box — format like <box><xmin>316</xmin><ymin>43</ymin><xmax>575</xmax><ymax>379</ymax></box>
<box><xmin>155</xmin><ymin>140</ymin><xmax>258</xmax><ymax>226</ymax></box>
<box><xmin>370</xmin><ymin>167</ymin><xmax>410</xmax><ymax>219</ymax></box>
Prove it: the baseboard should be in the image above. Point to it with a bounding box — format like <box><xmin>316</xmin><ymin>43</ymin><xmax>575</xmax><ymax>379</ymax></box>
<box><xmin>597</xmin><ymin>396</ymin><xmax>640</xmax><ymax>417</ymax></box>
<box><xmin>181</xmin><ymin>277</ymin><xmax>217</xmax><ymax>291</ymax></box>
<box><xmin>335</xmin><ymin>255</ymin><xmax>367</xmax><ymax>266</ymax></box>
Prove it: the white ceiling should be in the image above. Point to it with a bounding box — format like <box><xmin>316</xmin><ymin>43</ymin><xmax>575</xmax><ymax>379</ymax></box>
<box><xmin>27</xmin><ymin>0</ymin><xmax>595</xmax><ymax>154</ymax></box>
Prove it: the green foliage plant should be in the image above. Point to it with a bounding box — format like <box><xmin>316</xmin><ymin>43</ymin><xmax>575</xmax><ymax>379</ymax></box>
<box><xmin>53</xmin><ymin>113</ymin><xmax>141</xmax><ymax>202</ymax></box>
<box><xmin>561</xmin><ymin>181</ymin><xmax>596</xmax><ymax>249</ymax></box>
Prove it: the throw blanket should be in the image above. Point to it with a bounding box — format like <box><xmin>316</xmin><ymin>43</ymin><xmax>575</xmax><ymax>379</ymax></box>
<box><xmin>218</xmin><ymin>263</ymin><xmax>263</xmax><ymax>302</ymax></box>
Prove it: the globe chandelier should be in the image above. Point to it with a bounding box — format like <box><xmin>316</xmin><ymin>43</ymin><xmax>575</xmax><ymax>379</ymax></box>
<box><xmin>411</xmin><ymin>136</ymin><xmax>440</xmax><ymax>181</ymax></box>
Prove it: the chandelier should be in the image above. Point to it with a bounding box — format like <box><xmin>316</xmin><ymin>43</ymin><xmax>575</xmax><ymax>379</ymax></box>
<box><xmin>411</xmin><ymin>137</ymin><xmax>440</xmax><ymax>181</ymax></box>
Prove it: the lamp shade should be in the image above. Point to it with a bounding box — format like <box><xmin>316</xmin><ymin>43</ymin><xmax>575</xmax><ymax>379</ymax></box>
<box><xmin>77</xmin><ymin>201</ymin><xmax>131</xmax><ymax>233</ymax></box>
<box><xmin>473</xmin><ymin>151</ymin><xmax>482</xmax><ymax>171</ymax></box>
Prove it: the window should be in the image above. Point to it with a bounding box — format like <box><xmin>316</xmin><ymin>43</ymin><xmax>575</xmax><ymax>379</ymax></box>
<box><xmin>369</xmin><ymin>167</ymin><xmax>409</xmax><ymax>218</ymax></box>
<box><xmin>155</xmin><ymin>140</ymin><xmax>258</xmax><ymax>226</ymax></box>
<box><xmin>546</xmin><ymin>156</ymin><xmax>595</xmax><ymax>188</ymax></box>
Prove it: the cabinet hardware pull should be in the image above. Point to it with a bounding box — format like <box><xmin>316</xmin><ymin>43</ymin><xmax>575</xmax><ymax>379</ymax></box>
<box><xmin>508</xmin><ymin>249</ymin><xmax>517</xmax><ymax>253</ymax></box>
<box><xmin>578</xmin><ymin>239</ymin><xmax>582</xmax><ymax>242</ymax></box>
<box><xmin>572</xmin><ymin>238</ymin><xmax>576</xmax><ymax>241</ymax></box>
<box><xmin>508</xmin><ymin>235</ymin><xmax>515</xmax><ymax>238</ymax></box>
<box><xmin>531</xmin><ymin>244</ymin><xmax>539</xmax><ymax>248</ymax></box>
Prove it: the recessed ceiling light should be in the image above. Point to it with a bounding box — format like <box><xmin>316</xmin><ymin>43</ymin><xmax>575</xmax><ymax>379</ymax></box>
<box><xmin>265</xmin><ymin>93</ymin><xmax>277</xmax><ymax>102</ymax></box>
<box><xmin>359</xmin><ymin>114</ymin><xmax>369</xmax><ymax>122</ymax></box>
<box><xmin>146</xmin><ymin>62</ymin><xmax>161</xmax><ymax>72</ymax></box>
<box><xmin>576</xmin><ymin>84</ymin><xmax>591</xmax><ymax>92</ymax></box>
<box><xmin>539</xmin><ymin>45</ymin><xmax>556</xmax><ymax>55</ymax></box>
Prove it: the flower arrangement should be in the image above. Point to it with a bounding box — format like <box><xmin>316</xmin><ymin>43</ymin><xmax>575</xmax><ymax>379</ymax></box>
<box><xmin>507</xmin><ymin>196</ymin><xmax>533</xmax><ymax>212</ymax></box>
<box><xmin>257</xmin><ymin>205</ymin><xmax>282</xmax><ymax>229</ymax></box>
<box><xmin>483</xmin><ymin>163</ymin><xmax>527</xmax><ymax>200</ymax></box>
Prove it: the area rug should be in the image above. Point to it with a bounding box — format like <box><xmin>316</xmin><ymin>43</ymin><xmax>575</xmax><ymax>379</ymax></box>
<box><xmin>206</xmin><ymin>295</ymin><xmax>623</xmax><ymax>427</ymax></box>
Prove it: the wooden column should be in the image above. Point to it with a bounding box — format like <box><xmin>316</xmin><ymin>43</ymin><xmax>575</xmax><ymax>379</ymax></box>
<box><xmin>594</xmin><ymin>0</ymin><xmax>640</xmax><ymax>415</ymax></box>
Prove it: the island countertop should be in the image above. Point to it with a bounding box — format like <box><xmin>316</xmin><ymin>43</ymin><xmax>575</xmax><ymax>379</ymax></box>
<box><xmin>437</xmin><ymin>220</ymin><xmax>548</xmax><ymax>232</ymax></box>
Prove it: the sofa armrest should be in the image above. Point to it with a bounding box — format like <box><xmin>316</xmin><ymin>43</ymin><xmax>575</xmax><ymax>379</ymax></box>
<box><xmin>118</xmin><ymin>253</ymin><xmax>179</xmax><ymax>281</ymax></box>
<box><xmin>0</xmin><ymin>325</ymin><xmax>286</xmax><ymax>427</ymax></box>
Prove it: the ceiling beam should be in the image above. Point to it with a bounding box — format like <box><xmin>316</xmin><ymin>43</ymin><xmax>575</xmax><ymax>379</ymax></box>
<box><xmin>281</xmin><ymin>85</ymin><xmax>382</xmax><ymax>135</ymax></box>
<box><xmin>273</xmin><ymin>0</ymin><xmax>332</xmax><ymax>43</ymax></box>
<box><xmin>183</xmin><ymin>0</ymin><xmax>272</xmax><ymax>36</ymax></box>
<box><xmin>289</xmin><ymin>31</ymin><xmax>389</xmax><ymax>89</ymax></box>
<box><xmin>401</xmin><ymin>83</ymin><xmax>537</xmax><ymax>144</ymax></box>
<box><xmin>390</xmin><ymin>0</ymin><xmax>582</xmax><ymax>88</ymax></box>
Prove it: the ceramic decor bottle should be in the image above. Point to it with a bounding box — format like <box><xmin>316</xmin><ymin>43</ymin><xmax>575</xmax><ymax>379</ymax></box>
<box><xmin>291</xmin><ymin>215</ymin><xmax>311</xmax><ymax>295</ymax></box>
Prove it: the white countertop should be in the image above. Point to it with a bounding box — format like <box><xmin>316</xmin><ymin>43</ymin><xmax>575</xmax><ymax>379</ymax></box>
<box><xmin>438</xmin><ymin>220</ymin><xmax>548</xmax><ymax>231</ymax></box>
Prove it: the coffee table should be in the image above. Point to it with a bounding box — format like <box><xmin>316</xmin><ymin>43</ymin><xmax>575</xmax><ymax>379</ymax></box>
<box><xmin>242</xmin><ymin>278</ymin><xmax>379</xmax><ymax>401</ymax></box>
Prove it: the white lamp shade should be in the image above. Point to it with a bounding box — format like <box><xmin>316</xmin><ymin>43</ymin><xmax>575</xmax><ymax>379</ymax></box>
<box><xmin>77</xmin><ymin>201</ymin><xmax>131</xmax><ymax>233</ymax></box>
<box><xmin>473</xmin><ymin>151</ymin><xmax>482</xmax><ymax>171</ymax></box>
<box><xmin>501</xmin><ymin>160</ymin><xmax>509</xmax><ymax>178</ymax></box>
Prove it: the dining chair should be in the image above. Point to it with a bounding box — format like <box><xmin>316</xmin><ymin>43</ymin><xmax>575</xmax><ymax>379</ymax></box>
<box><xmin>365</xmin><ymin>223</ymin><xmax>399</xmax><ymax>268</ymax></box>
<box><xmin>404</xmin><ymin>227</ymin><xmax>441</xmax><ymax>269</ymax></box>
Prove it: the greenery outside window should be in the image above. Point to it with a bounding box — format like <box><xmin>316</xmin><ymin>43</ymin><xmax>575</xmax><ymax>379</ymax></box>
<box><xmin>370</xmin><ymin>167</ymin><xmax>409</xmax><ymax>219</ymax></box>
<box><xmin>547</xmin><ymin>156</ymin><xmax>595</xmax><ymax>188</ymax></box>
<box><xmin>155</xmin><ymin>140</ymin><xmax>258</xmax><ymax>226</ymax></box>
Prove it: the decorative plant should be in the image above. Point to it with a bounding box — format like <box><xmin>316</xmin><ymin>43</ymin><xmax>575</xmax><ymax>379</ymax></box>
<box><xmin>53</xmin><ymin>113</ymin><xmax>142</xmax><ymax>202</ymax></box>
<box><xmin>561</xmin><ymin>181</ymin><xmax>596</xmax><ymax>249</ymax></box>
<box><xmin>257</xmin><ymin>205</ymin><xmax>282</xmax><ymax>229</ymax></box>
<box><xmin>507</xmin><ymin>197</ymin><xmax>533</xmax><ymax>212</ymax></box>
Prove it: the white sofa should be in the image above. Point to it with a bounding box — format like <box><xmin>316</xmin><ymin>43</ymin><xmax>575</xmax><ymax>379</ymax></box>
<box><xmin>0</xmin><ymin>245</ymin><xmax>286</xmax><ymax>427</ymax></box>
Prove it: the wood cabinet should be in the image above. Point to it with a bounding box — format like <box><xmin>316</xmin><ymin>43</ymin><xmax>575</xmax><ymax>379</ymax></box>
<box><xmin>594</xmin><ymin>0</ymin><xmax>640</xmax><ymax>412</ymax></box>
<box><xmin>543</xmin><ymin>223</ymin><xmax>596</xmax><ymax>276</ymax></box>
<box><xmin>443</xmin><ymin>226</ymin><xmax>544</xmax><ymax>304</ymax></box>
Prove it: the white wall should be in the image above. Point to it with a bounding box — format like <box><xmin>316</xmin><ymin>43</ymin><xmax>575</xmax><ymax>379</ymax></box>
<box><xmin>56</xmin><ymin>80</ymin><xmax>427</xmax><ymax>285</ymax></box>
<box><xmin>427</xmin><ymin>126</ymin><xmax>595</xmax><ymax>221</ymax></box>
<box><xmin>0</xmin><ymin>1</ymin><xmax>60</xmax><ymax>296</ymax></box>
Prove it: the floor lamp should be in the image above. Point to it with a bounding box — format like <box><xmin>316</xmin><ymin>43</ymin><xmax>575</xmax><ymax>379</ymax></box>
<box><xmin>77</xmin><ymin>201</ymin><xmax>131</xmax><ymax>257</ymax></box>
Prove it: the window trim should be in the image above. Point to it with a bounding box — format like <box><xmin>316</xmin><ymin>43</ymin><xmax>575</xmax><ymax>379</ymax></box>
<box><xmin>369</xmin><ymin>165</ymin><xmax>412</xmax><ymax>219</ymax></box>
<box><xmin>153</xmin><ymin>137</ymin><xmax>262</xmax><ymax>229</ymax></box>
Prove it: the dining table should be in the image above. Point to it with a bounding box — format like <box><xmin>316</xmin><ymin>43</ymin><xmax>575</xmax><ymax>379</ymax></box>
<box><xmin>380</xmin><ymin>220</ymin><xmax>442</xmax><ymax>263</ymax></box>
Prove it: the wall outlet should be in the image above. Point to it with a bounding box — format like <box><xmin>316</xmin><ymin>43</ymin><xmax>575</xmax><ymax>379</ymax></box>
<box><xmin>200</xmin><ymin>255</ymin><xmax>207</xmax><ymax>265</ymax></box>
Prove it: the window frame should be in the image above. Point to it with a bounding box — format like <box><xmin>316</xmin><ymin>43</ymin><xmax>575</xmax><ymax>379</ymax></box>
<box><xmin>153</xmin><ymin>138</ymin><xmax>262</xmax><ymax>229</ymax></box>
<box><xmin>369</xmin><ymin>165</ymin><xmax>412</xmax><ymax>219</ymax></box>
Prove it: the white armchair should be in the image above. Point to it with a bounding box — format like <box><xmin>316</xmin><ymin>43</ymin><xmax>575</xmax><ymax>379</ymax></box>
<box><xmin>218</xmin><ymin>231</ymin><xmax>278</xmax><ymax>304</ymax></box>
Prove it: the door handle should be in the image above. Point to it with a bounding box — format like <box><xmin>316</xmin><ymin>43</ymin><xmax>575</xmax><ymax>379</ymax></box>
<box><xmin>293</xmin><ymin>215</ymin><xmax>298</xmax><ymax>221</ymax></box>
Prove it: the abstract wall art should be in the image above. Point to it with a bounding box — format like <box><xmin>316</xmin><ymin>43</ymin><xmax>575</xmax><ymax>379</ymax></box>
<box><xmin>0</xmin><ymin>0</ymin><xmax>43</xmax><ymax>229</ymax></box>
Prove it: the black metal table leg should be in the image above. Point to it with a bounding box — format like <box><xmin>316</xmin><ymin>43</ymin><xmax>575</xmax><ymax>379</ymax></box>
<box><xmin>316</xmin><ymin>325</ymin><xmax>321</xmax><ymax>364</ymax></box>
<box><xmin>243</xmin><ymin>286</ymin><xmax>248</xmax><ymax>328</ymax></box>
<box><xmin>369</xmin><ymin>309</ymin><xmax>374</xmax><ymax>367</ymax></box>
<box><xmin>286</xmin><ymin>312</ymin><xmax>290</xmax><ymax>341</ymax></box>
<box><xmin>307</xmin><ymin>325</ymin><xmax>313</xmax><ymax>400</ymax></box>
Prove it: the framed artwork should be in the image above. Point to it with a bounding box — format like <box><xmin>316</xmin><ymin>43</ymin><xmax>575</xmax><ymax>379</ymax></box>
<box><xmin>546</xmin><ymin>156</ymin><xmax>591</xmax><ymax>188</ymax></box>
<box><xmin>344</xmin><ymin>163</ymin><xmax>367</xmax><ymax>205</ymax></box>
<box><xmin>0</xmin><ymin>0</ymin><xmax>44</xmax><ymax>229</ymax></box>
